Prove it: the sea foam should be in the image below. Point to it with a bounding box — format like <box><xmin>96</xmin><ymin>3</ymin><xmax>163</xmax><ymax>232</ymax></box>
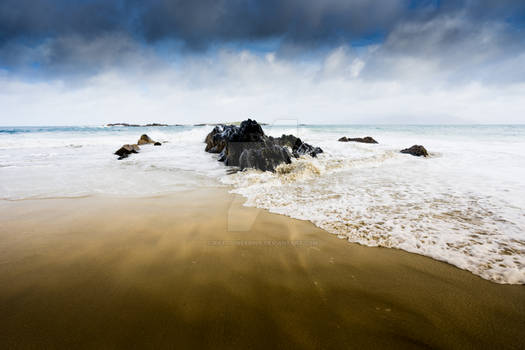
<box><xmin>222</xmin><ymin>125</ymin><xmax>525</xmax><ymax>284</ymax></box>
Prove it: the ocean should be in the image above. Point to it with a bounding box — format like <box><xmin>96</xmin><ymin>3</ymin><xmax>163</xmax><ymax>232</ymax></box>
<box><xmin>1</xmin><ymin>124</ymin><xmax>524</xmax><ymax>284</ymax></box>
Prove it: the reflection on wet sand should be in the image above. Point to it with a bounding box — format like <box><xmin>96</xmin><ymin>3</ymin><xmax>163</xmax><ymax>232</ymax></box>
<box><xmin>1</xmin><ymin>189</ymin><xmax>524</xmax><ymax>349</ymax></box>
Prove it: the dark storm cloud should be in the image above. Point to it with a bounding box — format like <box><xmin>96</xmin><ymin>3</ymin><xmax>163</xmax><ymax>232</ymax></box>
<box><xmin>0</xmin><ymin>0</ymin><xmax>126</xmax><ymax>42</ymax></box>
<box><xmin>138</xmin><ymin>0</ymin><xmax>408</xmax><ymax>47</ymax></box>
<box><xmin>0</xmin><ymin>0</ymin><xmax>410</xmax><ymax>47</ymax></box>
<box><xmin>1</xmin><ymin>0</ymin><xmax>524</xmax><ymax>46</ymax></box>
<box><xmin>0</xmin><ymin>0</ymin><xmax>524</xmax><ymax>73</ymax></box>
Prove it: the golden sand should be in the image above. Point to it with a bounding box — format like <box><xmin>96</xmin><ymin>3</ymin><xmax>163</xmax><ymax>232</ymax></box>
<box><xmin>0</xmin><ymin>188</ymin><xmax>524</xmax><ymax>349</ymax></box>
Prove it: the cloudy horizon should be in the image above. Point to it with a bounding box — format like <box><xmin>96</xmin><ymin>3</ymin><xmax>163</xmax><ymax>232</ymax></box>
<box><xmin>1</xmin><ymin>0</ymin><xmax>525</xmax><ymax>125</ymax></box>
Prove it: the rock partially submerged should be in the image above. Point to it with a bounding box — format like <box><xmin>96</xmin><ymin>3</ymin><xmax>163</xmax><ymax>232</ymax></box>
<box><xmin>115</xmin><ymin>144</ymin><xmax>140</xmax><ymax>160</ymax></box>
<box><xmin>338</xmin><ymin>136</ymin><xmax>378</xmax><ymax>144</ymax></box>
<box><xmin>291</xmin><ymin>138</ymin><xmax>323</xmax><ymax>158</ymax></box>
<box><xmin>400</xmin><ymin>145</ymin><xmax>429</xmax><ymax>157</ymax></box>
<box><xmin>204</xmin><ymin>119</ymin><xmax>323</xmax><ymax>172</ymax></box>
<box><xmin>137</xmin><ymin>134</ymin><xmax>156</xmax><ymax>145</ymax></box>
<box><xmin>114</xmin><ymin>134</ymin><xmax>160</xmax><ymax>160</ymax></box>
<box><xmin>238</xmin><ymin>144</ymin><xmax>292</xmax><ymax>172</ymax></box>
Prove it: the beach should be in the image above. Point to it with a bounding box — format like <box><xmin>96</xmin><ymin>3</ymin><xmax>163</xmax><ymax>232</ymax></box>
<box><xmin>2</xmin><ymin>124</ymin><xmax>525</xmax><ymax>284</ymax></box>
<box><xmin>3</xmin><ymin>1</ymin><xmax>525</xmax><ymax>347</ymax></box>
<box><xmin>1</xmin><ymin>188</ymin><xmax>524</xmax><ymax>349</ymax></box>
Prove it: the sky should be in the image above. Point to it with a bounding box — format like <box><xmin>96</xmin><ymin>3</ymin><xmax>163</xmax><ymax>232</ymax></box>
<box><xmin>1</xmin><ymin>0</ymin><xmax>525</xmax><ymax>125</ymax></box>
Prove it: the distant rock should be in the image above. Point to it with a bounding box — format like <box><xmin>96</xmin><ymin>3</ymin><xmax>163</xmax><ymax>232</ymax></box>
<box><xmin>204</xmin><ymin>119</ymin><xmax>323</xmax><ymax>172</ymax></box>
<box><xmin>144</xmin><ymin>123</ymin><xmax>168</xmax><ymax>127</ymax></box>
<box><xmin>338</xmin><ymin>136</ymin><xmax>378</xmax><ymax>144</ymax></box>
<box><xmin>115</xmin><ymin>144</ymin><xmax>140</xmax><ymax>160</ymax></box>
<box><xmin>107</xmin><ymin>123</ymin><xmax>140</xmax><ymax>127</ymax></box>
<box><xmin>400</xmin><ymin>145</ymin><xmax>429</xmax><ymax>157</ymax></box>
<box><xmin>154</xmin><ymin>142</ymin><xmax>162</xmax><ymax>146</ymax></box>
<box><xmin>106</xmin><ymin>123</ymin><xmax>169</xmax><ymax>127</ymax></box>
<box><xmin>137</xmin><ymin>134</ymin><xmax>155</xmax><ymax>145</ymax></box>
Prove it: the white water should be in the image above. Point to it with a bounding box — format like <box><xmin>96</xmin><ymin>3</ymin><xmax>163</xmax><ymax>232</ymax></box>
<box><xmin>1</xmin><ymin>124</ymin><xmax>524</xmax><ymax>284</ymax></box>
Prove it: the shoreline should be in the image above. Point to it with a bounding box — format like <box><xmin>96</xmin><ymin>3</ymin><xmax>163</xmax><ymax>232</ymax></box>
<box><xmin>1</xmin><ymin>189</ymin><xmax>519</xmax><ymax>285</ymax></box>
<box><xmin>1</xmin><ymin>188</ymin><xmax>524</xmax><ymax>348</ymax></box>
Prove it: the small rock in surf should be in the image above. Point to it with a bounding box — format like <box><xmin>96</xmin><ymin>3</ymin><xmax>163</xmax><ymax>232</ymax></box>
<box><xmin>115</xmin><ymin>144</ymin><xmax>140</xmax><ymax>160</ymax></box>
<box><xmin>400</xmin><ymin>145</ymin><xmax>429</xmax><ymax>157</ymax></box>
<box><xmin>338</xmin><ymin>136</ymin><xmax>378</xmax><ymax>144</ymax></box>
<box><xmin>137</xmin><ymin>134</ymin><xmax>156</xmax><ymax>145</ymax></box>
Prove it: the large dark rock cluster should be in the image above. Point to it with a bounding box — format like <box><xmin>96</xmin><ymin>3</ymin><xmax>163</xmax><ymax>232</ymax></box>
<box><xmin>205</xmin><ymin>119</ymin><xmax>323</xmax><ymax>172</ymax></box>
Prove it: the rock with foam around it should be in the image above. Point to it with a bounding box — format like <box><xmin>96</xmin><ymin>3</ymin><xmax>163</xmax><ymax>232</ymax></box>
<box><xmin>204</xmin><ymin>119</ymin><xmax>323</xmax><ymax>172</ymax></box>
<box><xmin>115</xmin><ymin>144</ymin><xmax>140</xmax><ymax>160</ymax></box>
<box><xmin>137</xmin><ymin>134</ymin><xmax>155</xmax><ymax>145</ymax></box>
<box><xmin>400</xmin><ymin>145</ymin><xmax>429</xmax><ymax>157</ymax></box>
<box><xmin>338</xmin><ymin>136</ymin><xmax>378</xmax><ymax>144</ymax></box>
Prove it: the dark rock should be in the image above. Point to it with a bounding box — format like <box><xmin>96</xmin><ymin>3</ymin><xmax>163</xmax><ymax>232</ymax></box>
<box><xmin>270</xmin><ymin>134</ymin><xmax>299</xmax><ymax>148</ymax></box>
<box><xmin>154</xmin><ymin>142</ymin><xmax>162</xmax><ymax>146</ymax></box>
<box><xmin>204</xmin><ymin>119</ymin><xmax>322</xmax><ymax>172</ymax></box>
<box><xmin>115</xmin><ymin>144</ymin><xmax>140</xmax><ymax>160</ymax></box>
<box><xmin>238</xmin><ymin>119</ymin><xmax>265</xmax><ymax>142</ymax></box>
<box><xmin>292</xmin><ymin>138</ymin><xmax>323</xmax><ymax>158</ymax></box>
<box><xmin>205</xmin><ymin>119</ymin><xmax>265</xmax><ymax>155</ymax></box>
<box><xmin>205</xmin><ymin>125</ymin><xmax>229</xmax><ymax>153</ymax></box>
<box><xmin>268</xmin><ymin>134</ymin><xmax>322</xmax><ymax>158</ymax></box>
<box><xmin>239</xmin><ymin>143</ymin><xmax>292</xmax><ymax>172</ymax></box>
<box><xmin>338</xmin><ymin>136</ymin><xmax>378</xmax><ymax>144</ymax></box>
<box><xmin>400</xmin><ymin>145</ymin><xmax>429</xmax><ymax>157</ymax></box>
<box><xmin>137</xmin><ymin>134</ymin><xmax>155</xmax><ymax>145</ymax></box>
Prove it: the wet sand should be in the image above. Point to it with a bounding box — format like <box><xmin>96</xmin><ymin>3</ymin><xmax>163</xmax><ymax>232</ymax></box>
<box><xmin>0</xmin><ymin>188</ymin><xmax>524</xmax><ymax>349</ymax></box>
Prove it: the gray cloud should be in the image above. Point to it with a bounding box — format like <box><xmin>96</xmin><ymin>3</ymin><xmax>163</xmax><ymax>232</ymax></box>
<box><xmin>361</xmin><ymin>11</ymin><xmax>525</xmax><ymax>84</ymax></box>
<box><xmin>1</xmin><ymin>0</ymin><xmax>524</xmax><ymax>86</ymax></box>
<box><xmin>0</xmin><ymin>0</ymin><xmax>408</xmax><ymax>46</ymax></box>
<box><xmin>1</xmin><ymin>1</ymin><xmax>523</xmax><ymax>48</ymax></box>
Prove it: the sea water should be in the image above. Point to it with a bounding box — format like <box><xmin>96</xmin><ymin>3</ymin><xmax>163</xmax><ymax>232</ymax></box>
<box><xmin>1</xmin><ymin>124</ymin><xmax>524</xmax><ymax>284</ymax></box>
